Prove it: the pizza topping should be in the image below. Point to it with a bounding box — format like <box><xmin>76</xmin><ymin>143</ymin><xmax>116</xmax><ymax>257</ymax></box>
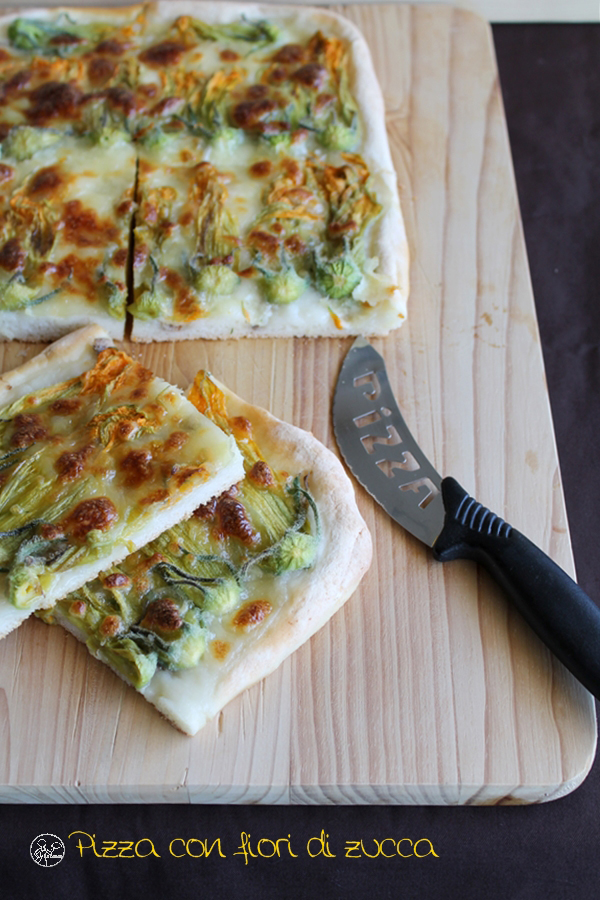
<box><xmin>133</xmin><ymin>244</ymin><xmax>149</xmax><ymax>268</ymax></box>
<box><xmin>216</xmin><ymin>495</ymin><xmax>259</xmax><ymax>545</ymax></box>
<box><xmin>8</xmin><ymin>18</ymin><xmax>75</xmax><ymax>50</ymax></box>
<box><xmin>193</xmin><ymin>264</ymin><xmax>239</xmax><ymax>297</ymax></box>
<box><xmin>164</xmin><ymin>431</ymin><xmax>189</xmax><ymax>451</ymax></box>
<box><xmin>112</xmin><ymin>247</ymin><xmax>128</xmax><ymax>267</ymax></box>
<box><xmin>139</xmin><ymin>41</ymin><xmax>189</xmax><ymax>68</ymax></box>
<box><xmin>10</xmin><ymin>413</ymin><xmax>48</xmax><ymax>448</ymax></box>
<box><xmin>103</xmin><ymin>572</ymin><xmax>130</xmax><ymax>590</ymax></box>
<box><xmin>0</xmin><ymin>164</ymin><xmax>14</xmax><ymax>183</ymax></box>
<box><xmin>64</xmin><ymin>497</ymin><xmax>118</xmax><ymax>539</ymax></box>
<box><xmin>248</xmin><ymin>461</ymin><xmax>274</xmax><ymax>487</ymax></box>
<box><xmin>49</xmin><ymin>397</ymin><xmax>81</xmax><ymax>415</ymax></box>
<box><xmin>231</xmin><ymin>96</ymin><xmax>278</xmax><ymax>130</ymax></box>
<box><xmin>99</xmin><ymin>614</ymin><xmax>122</xmax><ymax>638</ymax></box>
<box><xmin>8</xmin><ymin>18</ymin><xmax>65</xmax><ymax>52</ymax></box>
<box><xmin>40</xmin><ymin>524</ymin><xmax>64</xmax><ymax>541</ymax></box>
<box><xmin>94</xmin><ymin>39</ymin><xmax>127</xmax><ymax>56</ymax></box>
<box><xmin>150</xmin><ymin>96</ymin><xmax>182</xmax><ymax>117</ymax></box>
<box><xmin>260</xmin><ymin>266</ymin><xmax>307</xmax><ymax>305</ymax></box>
<box><xmin>27</xmin><ymin>164</ymin><xmax>63</xmax><ymax>196</ymax></box>
<box><xmin>220</xmin><ymin>49</ymin><xmax>239</xmax><ymax>62</ymax></box>
<box><xmin>260</xmin><ymin>530</ymin><xmax>319</xmax><ymax>576</ymax></box>
<box><xmin>232</xmin><ymin>599</ymin><xmax>271</xmax><ymax>629</ymax></box>
<box><xmin>0</xmin><ymin>280</ymin><xmax>44</xmax><ymax>311</ymax></box>
<box><xmin>119</xmin><ymin>448</ymin><xmax>154</xmax><ymax>488</ymax></box>
<box><xmin>0</xmin><ymin>238</ymin><xmax>25</xmax><ymax>272</ymax></box>
<box><xmin>1</xmin><ymin>68</ymin><xmax>33</xmax><ymax>96</ymax></box>
<box><xmin>63</xmin><ymin>200</ymin><xmax>120</xmax><ymax>247</ymax></box>
<box><xmin>7</xmin><ymin>17</ymin><xmax>106</xmax><ymax>54</ymax></box>
<box><xmin>140</xmin><ymin>596</ymin><xmax>182</xmax><ymax>634</ymax></box>
<box><xmin>313</xmin><ymin>250</ymin><xmax>362</xmax><ymax>300</ymax></box>
<box><xmin>97</xmin><ymin>637</ymin><xmax>159</xmax><ymax>690</ymax></box>
<box><xmin>49</xmin><ymin>32</ymin><xmax>83</xmax><ymax>48</ymax></box>
<box><xmin>249</xmin><ymin>160</ymin><xmax>273</xmax><ymax>179</ymax></box>
<box><xmin>27</xmin><ymin>82</ymin><xmax>83</xmax><ymax>124</ymax></box>
<box><xmin>284</xmin><ymin>235</ymin><xmax>306</xmax><ymax>256</ymax></box>
<box><xmin>247</xmin><ymin>229</ymin><xmax>279</xmax><ymax>258</ymax></box>
<box><xmin>1</xmin><ymin>125</ymin><xmax>60</xmax><ymax>161</ymax></box>
<box><xmin>7</xmin><ymin>534</ymin><xmax>71</xmax><ymax>608</ymax></box>
<box><xmin>105</xmin><ymin>85</ymin><xmax>136</xmax><ymax>115</ymax></box>
<box><xmin>69</xmin><ymin>599</ymin><xmax>87</xmax><ymax>617</ymax></box>
<box><xmin>291</xmin><ymin>64</ymin><xmax>327</xmax><ymax>90</ymax></box>
<box><xmin>272</xmin><ymin>43</ymin><xmax>304</xmax><ymax>65</ymax></box>
<box><xmin>314</xmin><ymin>92</ymin><xmax>335</xmax><ymax>114</ymax></box>
<box><xmin>211</xmin><ymin>639</ymin><xmax>230</xmax><ymax>660</ymax></box>
<box><xmin>192</xmin><ymin>497</ymin><xmax>217</xmax><ymax>520</ymax></box>
<box><xmin>87</xmin><ymin>57</ymin><xmax>117</xmax><ymax>87</ymax></box>
<box><xmin>184</xmin><ymin>17</ymin><xmax>279</xmax><ymax>46</ymax></box>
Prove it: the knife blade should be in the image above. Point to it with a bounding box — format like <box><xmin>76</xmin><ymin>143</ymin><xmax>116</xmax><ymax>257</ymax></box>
<box><xmin>333</xmin><ymin>337</ymin><xmax>600</xmax><ymax>700</ymax></box>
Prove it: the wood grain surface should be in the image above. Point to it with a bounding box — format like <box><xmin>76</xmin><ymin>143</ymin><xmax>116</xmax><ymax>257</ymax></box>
<box><xmin>2</xmin><ymin>0</ymin><xmax>599</xmax><ymax>22</ymax></box>
<box><xmin>0</xmin><ymin>3</ymin><xmax>595</xmax><ymax>804</ymax></box>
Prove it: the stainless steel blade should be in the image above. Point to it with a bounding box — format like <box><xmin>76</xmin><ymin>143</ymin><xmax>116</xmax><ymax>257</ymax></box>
<box><xmin>333</xmin><ymin>337</ymin><xmax>446</xmax><ymax>546</ymax></box>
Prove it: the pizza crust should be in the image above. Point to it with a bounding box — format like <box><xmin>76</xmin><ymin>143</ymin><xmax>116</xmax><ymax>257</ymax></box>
<box><xmin>49</xmin><ymin>373</ymin><xmax>372</xmax><ymax>734</ymax></box>
<box><xmin>0</xmin><ymin>327</ymin><xmax>244</xmax><ymax>637</ymax></box>
<box><xmin>0</xmin><ymin>323</ymin><xmax>110</xmax><ymax>404</ymax></box>
<box><xmin>0</xmin><ymin>306</ymin><xmax>126</xmax><ymax>344</ymax></box>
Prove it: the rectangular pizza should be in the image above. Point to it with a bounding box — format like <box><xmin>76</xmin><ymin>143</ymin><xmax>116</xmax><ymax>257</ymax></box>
<box><xmin>0</xmin><ymin>2</ymin><xmax>409</xmax><ymax>341</ymax></box>
<box><xmin>0</xmin><ymin>325</ymin><xmax>244</xmax><ymax>636</ymax></box>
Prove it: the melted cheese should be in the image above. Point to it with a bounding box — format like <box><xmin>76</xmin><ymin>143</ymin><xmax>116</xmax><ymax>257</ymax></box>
<box><xmin>0</xmin><ymin>133</ymin><xmax>135</xmax><ymax>337</ymax></box>
<box><xmin>0</xmin><ymin>342</ymin><xmax>244</xmax><ymax>617</ymax></box>
<box><xmin>132</xmin><ymin>134</ymin><xmax>403</xmax><ymax>338</ymax></box>
<box><xmin>0</xmin><ymin>4</ymin><xmax>407</xmax><ymax>341</ymax></box>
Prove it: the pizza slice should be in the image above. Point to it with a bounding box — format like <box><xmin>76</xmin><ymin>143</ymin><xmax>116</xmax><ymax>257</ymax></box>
<box><xmin>40</xmin><ymin>367</ymin><xmax>372</xmax><ymax>734</ymax></box>
<box><xmin>0</xmin><ymin>325</ymin><xmax>244</xmax><ymax>637</ymax></box>
<box><xmin>0</xmin><ymin>7</ymin><xmax>146</xmax><ymax>137</ymax></box>
<box><xmin>0</xmin><ymin>131</ymin><xmax>135</xmax><ymax>341</ymax></box>
<box><xmin>128</xmin><ymin>2</ymin><xmax>408</xmax><ymax>339</ymax></box>
<box><xmin>130</xmin><ymin>133</ymin><xmax>402</xmax><ymax>339</ymax></box>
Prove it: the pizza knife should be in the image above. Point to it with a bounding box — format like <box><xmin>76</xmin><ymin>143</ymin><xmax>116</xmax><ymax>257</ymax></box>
<box><xmin>332</xmin><ymin>337</ymin><xmax>600</xmax><ymax>700</ymax></box>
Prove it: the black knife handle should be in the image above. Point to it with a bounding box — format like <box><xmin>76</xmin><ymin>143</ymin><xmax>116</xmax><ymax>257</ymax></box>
<box><xmin>432</xmin><ymin>476</ymin><xmax>600</xmax><ymax>699</ymax></box>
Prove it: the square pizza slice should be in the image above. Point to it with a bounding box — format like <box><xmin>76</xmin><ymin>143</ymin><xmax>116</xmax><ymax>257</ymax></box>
<box><xmin>0</xmin><ymin>325</ymin><xmax>244</xmax><ymax>637</ymax></box>
<box><xmin>130</xmin><ymin>132</ymin><xmax>401</xmax><ymax>339</ymax></box>
<box><xmin>0</xmin><ymin>131</ymin><xmax>135</xmax><ymax>341</ymax></box>
<box><xmin>0</xmin><ymin>6</ymin><xmax>146</xmax><ymax>137</ymax></box>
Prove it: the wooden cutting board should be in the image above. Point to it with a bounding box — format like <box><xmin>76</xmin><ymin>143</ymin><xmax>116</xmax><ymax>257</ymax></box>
<box><xmin>0</xmin><ymin>3</ymin><xmax>595</xmax><ymax>804</ymax></box>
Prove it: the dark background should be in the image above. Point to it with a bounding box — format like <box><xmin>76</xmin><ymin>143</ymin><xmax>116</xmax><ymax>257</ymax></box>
<box><xmin>1</xmin><ymin>24</ymin><xmax>600</xmax><ymax>900</ymax></box>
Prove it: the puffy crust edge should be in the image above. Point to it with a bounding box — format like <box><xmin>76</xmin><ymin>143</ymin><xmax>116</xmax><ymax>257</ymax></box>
<box><xmin>0</xmin><ymin>323</ymin><xmax>112</xmax><ymax>407</ymax></box>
